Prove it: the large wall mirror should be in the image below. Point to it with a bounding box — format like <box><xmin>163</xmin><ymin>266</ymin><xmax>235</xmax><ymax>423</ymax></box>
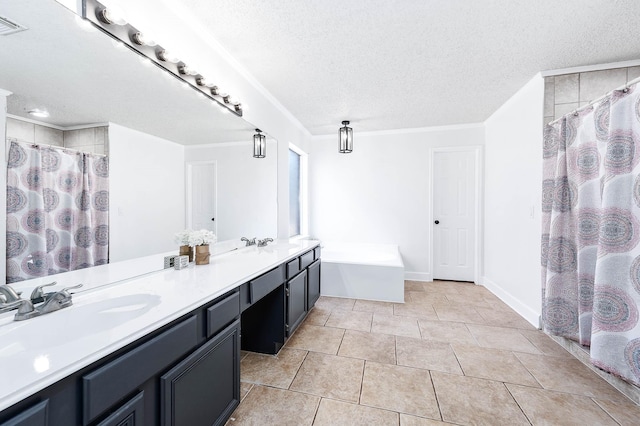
<box><xmin>0</xmin><ymin>0</ymin><xmax>277</xmax><ymax>285</ymax></box>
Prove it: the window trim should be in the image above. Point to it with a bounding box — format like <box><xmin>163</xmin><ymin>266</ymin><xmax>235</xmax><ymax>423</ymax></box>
<box><xmin>288</xmin><ymin>144</ymin><xmax>308</xmax><ymax>238</ymax></box>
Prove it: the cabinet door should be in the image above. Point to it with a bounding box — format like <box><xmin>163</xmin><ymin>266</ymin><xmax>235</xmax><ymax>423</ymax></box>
<box><xmin>307</xmin><ymin>260</ymin><xmax>321</xmax><ymax>308</ymax></box>
<box><xmin>286</xmin><ymin>270</ymin><xmax>307</xmax><ymax>337</ymax></box>
<box><xmin>161</xmin><ymin>320</ymin><xmax>240</xmax><ymax>426</ymax></box>
<box><xmin>0</xmin><ymin>400</ymin><xmax>47</xmax><ymax>426</ymax></box>
<box><xmin>96</xmin><ymin>392</ymin><xmax>144</xmax><ymax>426</ymax></box>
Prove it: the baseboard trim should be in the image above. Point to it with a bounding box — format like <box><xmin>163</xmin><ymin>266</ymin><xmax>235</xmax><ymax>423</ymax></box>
<box><xmin>405</xmin><ymin>272</ymin><xmax>432</xmax><ymax>282</ymax></box>
<box><xmin>481</xmin><ymin>276</ymin><xmax>541</xmax><ymax>328</ymax></box>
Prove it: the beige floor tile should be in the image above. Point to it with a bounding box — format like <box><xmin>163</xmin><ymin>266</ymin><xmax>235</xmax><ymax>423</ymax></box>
<box><xmin>315</xmin><ymin>296</ymin><xmax>356</xmax><ymax>311</ymax></box>
<box><xmin>305</xmin><ymin>306</ymin><xmax>331</xmax><ymax>326</ymax></box>
<box><xmin>372</xmin><ymin>313</ymin><xmax>421</xmax><ymax>338</ymax></box>
<box><xmin>228</xmin><ymin>385</ymin><xmax>319</xmax><ymax>426</ymax></box>
<box><xmin>239</xmin><ymin>382</ymin><xmax>253</xmax><ymax>401</ymax></box>
<box><xmin>400</xmin><ymin>414</ymin><xmax>452</xmax><ymax>425</ymax></box>
<box><xmin>360</xmin><ymin>361</ymin><xmax>440</xmax><ymax>419</ymax></box>
<box><xmin>452</xmin><ymin>344</ymin><xmax>540</xmax><ymax>386</ymax></box>
<box><xmin>285</xmin><ymin>324</ymin><xmax>345</xmax><ymax>355</ymax></box>
<box><xmin>353</xmin><ymin>299</ymin><xmax>395</xmax><ymax>315</ymax></box>
<box><xmin>507</xmin><ymin>384</ymin><xmax>618</xmax><ymax>425</ymax></box>
<box><xmin>405</xmin><ymin>281</ymin><xmax>427</xmax><ymax>292</ymax></box>
<box><xmin>466</xmin><ymin>324</ymin><xmax>542</xmax><ymax>354</ymax></box>
<box><xmin>393</xmin><ymin>300</ymin><xmax>439</xmax><ymax>320</ymax></box>
<box><xmin>396</xmin><ymin>336</ymin><xmax>462</xmax><ymax>374</ymax></box>
<box><xmin>290</xmin><ymin>352</ymin><xmax>364</xmax><ymax>403</ymax></box>
<box><xmin>240</xmin><ymin>350</ymin><xmax>250</xmax><ymax>360</ymax></box>
<box><xmin>432</xmin><ymin>303</ymin><xmax>486</xmax><ymax>324</ymax></box>
<box><xmin>338</xmin><ymin>329</ymin><xmax>396</xmax><ymax>364</ymax></box>
<box><xmin>474</xmin><ymin>306</ymin><xmax>536</xmax><ymax>329</ymax></box>
<box><xmin>422</xmin><ymin>281</ymin><xmax>461</xmax><ymax>295</ymax></box>
<box><xmin>515</xmin><ymin>352</ymin><xmax>630</xmax><ymax>402</ymax></box>
<box><xmin>325</xmin><ymin>309</ymin><xmax>373</xmax><ymax>332</ymax></box>
<box><xmin>313</xmin><ymin>398</ymin><xmax>399</xmax><ymax>425</ymax></box>
<box><xmin>418</xmin><ymin>320</ymin><xmax>478</xmax><ymax>345</ymax></box>
<box><xmin>441</xmin><ymin>292</ymin><xmax>494</xmax><ymax>309</ymax></box>
<box><xmin>594</xmin><ymin>398</ymin><xmax>640</xmax><ymax>425</ymax></box>
<box><xmin>240</xmin><ymin>348</ymin><xmax>307</xmax><ymax>389</ymax></box>
<box><xmin>431</xmin><ymin>372</ymin><xmax>529</xmax><ymax>425</ymax></box>
<box><xmin>519</xmin><ymin>329</ymin><xmax>573</xmax><ymax>358</ymax></box>
<box><xmin>407</xmin><ymin>291</ymin><xmax>448</xmax><ymax>304</ymax></box>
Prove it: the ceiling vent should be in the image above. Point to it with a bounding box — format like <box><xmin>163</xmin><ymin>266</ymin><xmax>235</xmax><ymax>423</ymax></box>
<box><xmin>0</xmin><ymin>15</ymin><xmax>27</xmax><ymax>36</ymax></box>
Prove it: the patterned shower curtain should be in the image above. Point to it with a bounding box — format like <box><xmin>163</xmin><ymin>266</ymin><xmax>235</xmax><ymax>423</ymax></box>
<box><xmin>6</xmin><ymin>141</ymin><xmax>109</xmax><ymax>282</ymax></box>
<box><xmin>542</xmin><ymin>82</ymin><xmax>640</xmax><ymax>386</ymax></box>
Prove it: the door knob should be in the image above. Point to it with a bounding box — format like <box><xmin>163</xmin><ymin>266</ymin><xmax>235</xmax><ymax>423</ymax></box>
<box><xmin>434</xmin><ymin>220</ymin><xmax>440</xmax><ymax>224</ymax></box>
<box><xmin>211</xmin><ymin>218</ymin><xmax>215</xmax><ymax>221</ymax></box>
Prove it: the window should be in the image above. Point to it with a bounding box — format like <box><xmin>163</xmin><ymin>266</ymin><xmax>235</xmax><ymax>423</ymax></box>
<box><xmin>288</xmin><ymin>145</ymin><xmax>307</xmax><ymax>237</ymax></box>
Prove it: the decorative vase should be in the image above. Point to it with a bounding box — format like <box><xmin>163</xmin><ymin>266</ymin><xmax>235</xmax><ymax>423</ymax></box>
<box><xmin>179</xmin><ymin>245</ymin><xmax>193</xmax><ymax>262</ymax></box>
<box><xmin>195</xmin><ymin>244</ymin><xmax>210</xmax><ymax>265</ymax></box>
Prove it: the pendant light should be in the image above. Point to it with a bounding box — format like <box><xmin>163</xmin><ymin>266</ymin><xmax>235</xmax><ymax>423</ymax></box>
<box><xmin>339</xmin><ymin>120</ymin><xmax>353</xmax><ymax>153</ymax></box>
<box><xmin>253</xmin><ymin>129</ymin><xmax>266</xmax><ymax>158</ymax></box>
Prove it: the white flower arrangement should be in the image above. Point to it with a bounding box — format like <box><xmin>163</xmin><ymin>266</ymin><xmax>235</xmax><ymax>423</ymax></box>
<box><xmin>187</xmin><ymin>229</ymin><xmax>217</xmax><ymax>247</ymax></box>
<box><xmin>174</xmin><ymin>229</ymin><xmax>193</xmax><ymax>246</ymax></box>
<box><xmin>175</xmin><ymin>229</ymin><xmax>217</xmax><ymax>247</ymax></box>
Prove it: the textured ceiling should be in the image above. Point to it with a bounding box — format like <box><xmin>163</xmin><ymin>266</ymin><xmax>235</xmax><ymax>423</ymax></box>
<box><xmin>175</xmin><ymin>0</ymin><xmax>640</xmax><ymax>135</ymax></box>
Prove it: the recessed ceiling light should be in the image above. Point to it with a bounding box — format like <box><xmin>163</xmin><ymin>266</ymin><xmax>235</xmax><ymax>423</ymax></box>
<box><xmin>28</xmin><ymin>109</ymin><xmax>49</xmax><ymax>118</ymax></box>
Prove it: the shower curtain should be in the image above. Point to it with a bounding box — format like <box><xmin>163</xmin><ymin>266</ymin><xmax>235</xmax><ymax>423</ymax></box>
<box><xmin>6</xmin><ymin>141</ymin><xmax>109</xmax><ymax>282</ymax></box>
<box><xmin>542</xmin><ymin>82</ymin><xmax>640</xmax><ymax>386</ymax></box>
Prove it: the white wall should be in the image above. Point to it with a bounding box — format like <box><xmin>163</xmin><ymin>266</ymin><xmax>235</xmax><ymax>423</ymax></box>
<box><xmin>108</xmin><ymin>123</ymin><xmax>185</xmax><ymax>262</ymax></box>
<box><xmin>483</xmin><ymin>74</ymin><xmax>544</xmax><ymax>327</ymax></box>
<box><xmin>184</xmin><ymin>141</ymin><xmax>278</xmax><ymax>241</ymax></box>
<box><xmin>309</xmin><ymin>125</ymin><xmax>485</xmax><ymax>278</ymax></box>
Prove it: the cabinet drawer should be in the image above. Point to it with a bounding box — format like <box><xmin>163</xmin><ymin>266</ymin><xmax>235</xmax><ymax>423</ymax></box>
<box><xmin>82</xmin><ymin>316</ymin><xmax>199</xmax><ymax>425</ymax></box>
<box><xmin>313</xmin><ymin>246</ymin><xmax>321</xmax><ymax>260</ymax></box>
<box><xmin>250</xmin><ymin>265</ymin><xmax>284</xmax><ymax>303</ymax></box>
<box><xmin>300</xmin><ymin>250</ymin><xmax>315</xmax><ymax>270</ymax></box>
<box><xmin>207</xmin><ymin>291</ymin><xmax>240</xmax><ymax>338</ymax></box>
<box><xmin>286</xmin><ymin>258</ymin><xmax>300</xmax><ymax>279</ymax></box>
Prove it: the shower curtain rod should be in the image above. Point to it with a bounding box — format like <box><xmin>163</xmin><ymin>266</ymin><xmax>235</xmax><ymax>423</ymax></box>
<box><xmin>9</xmin><ymin>139</ymin><xmax>108</xmax><ymax>158</ymax></box>
<box><xmin>548</xmin><ymin>74</ymin><xmax>640</xmax><ymax>125</ymax></box>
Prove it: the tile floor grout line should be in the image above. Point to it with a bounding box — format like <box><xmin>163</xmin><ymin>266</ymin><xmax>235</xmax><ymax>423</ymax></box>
<box><xmin>427</xmin><ymin>370</ymin><xmax>445</xmax><ymax>423</ymax></box>
<box><xmin>502</xmin><ymin>382</ymin><xmax>534</xmax><ymax>425</ymax></box>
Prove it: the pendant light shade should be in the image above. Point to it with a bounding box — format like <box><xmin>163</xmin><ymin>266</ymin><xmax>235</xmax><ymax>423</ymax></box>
<box><xmin>339</xmin><ymin>120</ymin><xmax>353</xmax><ymax>153</ymax></box>
<box><xmin>253</xmin><ymin>129</ymin><xmax>266</xmax><ymax>158</ymax></box>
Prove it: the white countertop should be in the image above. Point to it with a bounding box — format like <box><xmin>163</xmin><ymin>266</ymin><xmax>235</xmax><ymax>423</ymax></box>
<box><xmin>0</xmin><ymin>239</ymin><xmax>319</xmax><ymax>411</ymax></box>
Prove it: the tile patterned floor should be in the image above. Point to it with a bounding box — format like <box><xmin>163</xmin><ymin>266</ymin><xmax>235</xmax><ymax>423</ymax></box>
<box><xmin>227</xmin><ymin>281</ymin><xmax>640</xmax><ymax>425</ymax></box>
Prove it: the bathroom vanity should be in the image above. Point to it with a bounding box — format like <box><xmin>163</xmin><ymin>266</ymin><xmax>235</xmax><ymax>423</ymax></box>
<box><xmin>0</xmin><ymin>239</ymin><xmax>320</xmax><ymax>426</ymax></box>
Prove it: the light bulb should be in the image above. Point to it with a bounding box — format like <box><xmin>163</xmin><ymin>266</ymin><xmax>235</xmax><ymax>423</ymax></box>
<box><xmin>157</xmin><ymin>49</ymin><xmax>179</xmax><ymax>63</ymax></box>
<box><xmin>98</xmin><ymin>8</ymin><xmax>127</xmax><ymax>26</ymax></box>
<box><xmin>131</xmin><ymin>31</ymin><xmax>157</xmax><ymax>47</ymax></box>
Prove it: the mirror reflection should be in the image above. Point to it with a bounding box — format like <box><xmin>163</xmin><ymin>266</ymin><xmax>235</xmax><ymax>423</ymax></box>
<box><xmin>1</xmin><ymin>0</ymin><xmax>277</xmax><ymax>284</ymax></box>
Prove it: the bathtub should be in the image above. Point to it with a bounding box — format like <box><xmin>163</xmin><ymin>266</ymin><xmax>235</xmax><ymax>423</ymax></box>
<box><xmin>320</xmin><ymin>242</ymin><xmax>405</xmax><ymax>303</ymax></box>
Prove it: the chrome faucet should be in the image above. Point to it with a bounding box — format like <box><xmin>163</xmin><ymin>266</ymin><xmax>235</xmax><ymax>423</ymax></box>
<box><xmin>257</xmin><ymin>238</ymin><xmax>273</xmax><ymax>247</ymax></box>
<box><xmin>30</xmin><ymin>281</ymin><xmax>57</xmax><ymax>304</ymax></box>
<box><xmin>241</xmin><ymin>237</ymin><xmax>256</xmax><ymax>246</ymax></box>
<box><xmin>14</xmin><ymin>284</ymin><xmax>83</xmax><ymax>321</ymax></box>
<box><xmin>0</xmin><ymin>284</ymin><xmax>22</xmax><ymax>303</ymax></box>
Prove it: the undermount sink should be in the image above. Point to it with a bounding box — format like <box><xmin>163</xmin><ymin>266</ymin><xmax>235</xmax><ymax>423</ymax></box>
<box><xmin>0</xmin><ymin>293</ymin><xmax>161</xmax><ymax>351</ymax></box>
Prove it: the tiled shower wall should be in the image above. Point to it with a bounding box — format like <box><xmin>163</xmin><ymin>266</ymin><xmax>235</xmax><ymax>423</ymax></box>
<box><xmin>6</xmin><ymin>117</ymin><xmax>109</xmax><ymax>155</ymax></box>
<box><xmin>544</xmin><ymin>66</ymin><xmax>640</xmax><ymax>125</ymax></box>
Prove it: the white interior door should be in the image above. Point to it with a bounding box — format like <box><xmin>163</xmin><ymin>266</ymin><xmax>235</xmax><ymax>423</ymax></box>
<box><xmin>433</xmin><ymin>149</ymin><xmax>476</xmax><ymax>281</ymax></box>
<box><xmin>188</xmin><ymin>162</ymin><xmax>217</xmax><ymax>233</ymax></box>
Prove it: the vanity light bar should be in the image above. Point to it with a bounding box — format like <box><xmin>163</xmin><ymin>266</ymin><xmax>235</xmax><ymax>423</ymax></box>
<box><xmin>81</xmin><ymin>0</ymin><xmax>243</xmax><ymax>117</ymax></box>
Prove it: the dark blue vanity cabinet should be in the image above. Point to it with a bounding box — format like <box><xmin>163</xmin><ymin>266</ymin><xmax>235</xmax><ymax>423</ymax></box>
<box><xmin>0</xmin><ymin>246</ymin><xmax>321</xmax><ymax>426</ymax></box>
<box><xmin>0</xmin><ymin>289</ymin><xmax>241</xmax><ymax>426</ymax></box>
<box><xmin>241</xmin><ymin>247</ymin><xmax>321</xmax><ymax>353</ymax></box>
